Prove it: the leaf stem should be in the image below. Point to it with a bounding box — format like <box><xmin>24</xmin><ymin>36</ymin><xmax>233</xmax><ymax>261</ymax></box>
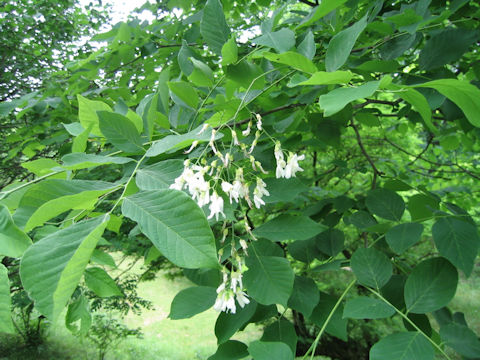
<box><xmin>302</xmin><ymin>279</ymin><xmax>356</xmax><ymax>360</ymax></box>
<box><xmin>366</xmin><ymin>286</ymin><xmax>453</xmax><ymax>360</ymax></box>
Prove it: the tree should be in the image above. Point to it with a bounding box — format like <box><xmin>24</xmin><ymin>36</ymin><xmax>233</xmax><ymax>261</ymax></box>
<box><xmin>1</xmin><ymin>0</ymin><xmax>480</xmax><ymax>359</ymax></box>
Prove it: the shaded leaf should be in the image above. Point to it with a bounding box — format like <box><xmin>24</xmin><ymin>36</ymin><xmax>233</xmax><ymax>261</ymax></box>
<box><xmin>169</xmin><ymin>286</ymin><xmax>217</xmax><ymax>319</ymax></box>
<box><xmin>251</xmin><ymin>28</ymin><xmax>295</xmax><ymax>53</ymax></box>
<box><xmin>370</xmin><ymin>332</ymin><xmax>434</xmax><ymax>360</ymax></box>
<box><xmin>244</xmin><ymin>254</ymin><xmax>294</xmax><ymax>307</ymax></box>
<box><xmin>343</xmin><ymin>296</ymin><xmax>395</xmax><ymax>319</ymax></box>
<box><xmin>386</xmin><ymin>222</ymin><xmax>424</xmax><ymax>254</ymax></box>
<box><xmin>351</xmin><ymin>248</ymin><xmax>392</xmax><ymax>289</ymax></box>
<box><xmin>200</xmin><ymin>0</ymin><xmax>230</xmax><ymax>54</ymax></box>
<box><xmin>432</xmin><ymin>217</ymin><xmax>480</xmax><ymax>276</ymax></box>
<box><xmin>404</xmin><ymin>257</ymin><xmax>458</xmax><ymax>314</ymax></box>
<box><xmin>253</xmin><ymin>214</ymin><xmax>326</xmax><ymax>242</ymax></box>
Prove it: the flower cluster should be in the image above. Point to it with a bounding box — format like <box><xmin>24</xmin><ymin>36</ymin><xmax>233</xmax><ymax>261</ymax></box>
<box><xmin>213</xmin><ymin>257</ymin><xmax>249</xmax><ymax>314</ymax></box>
<box><xmin>169</xmin><ymin>117</ymin><xmax>305</xmax><ymax>313</ymax></box>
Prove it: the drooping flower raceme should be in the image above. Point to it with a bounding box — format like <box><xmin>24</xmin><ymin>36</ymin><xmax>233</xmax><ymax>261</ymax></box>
<box><xmin>168</xmin><ymin>122</ymin><xmax>305</xmax><ymax>314</ymax></box>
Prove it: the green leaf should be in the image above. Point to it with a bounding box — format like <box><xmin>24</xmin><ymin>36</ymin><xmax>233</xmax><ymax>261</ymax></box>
<box><xmin>298</xmin><ymin>71</ymin><xmax>353</xmax><ymax>85</ymax></box>
<box><xmin>188</xmin><ymin>58</ymin><xmax>214</xmax><ymax>87</ymax></box>
<box><xmin>386</xmin><ymin>223</ymin><xmax>424</xmax><ymax>254</ymax></box>
<box><xmin>90</xmin><ymin>249</ymin><xmax>117</xmax><ymax>268</ymax></box>
<box><xmin>370</xmin><ymin>332</ymin><xmax>434</xmax><ymax>360</ymax></box>
<box><xmin>215</xmin><ymin>301</ymin><xmax>257</xmax><ymax>344</ymax></box>
<box><xmin>253</xmin><ymin>214</ymin><xmax>326</xmax><ymax>242</ymax></box>
<box><xmin>343</xmin><ymin>296</ymin><xmax>395</xmax><ymax>319</ymax></box>
<box><xmin>14</xmin><ymin>179</ymin><xmax>116</xmax><ymax>230</ymax></box>
<box><xmin>366</xmin><ymin>188</ymin><xmax>405</xmax><ymax>221</ymax></box>
<box><xmin>415</xmin><ymin>79</ymin><xmax>480</xmax><ymax>127</ymax></box>
<box><xmin>244</xmin><ymin>254</ymin><xmax>294</xmax><ymax>307</ymax></box>
<box><xmin>0</xmin><ymin>204</ymin><xmax>32</xmax><ymax>257</ymax></box>
<box><xmin>407</xmin><ymin>194</ymin><xmax>439</xmax><ymax>222</ymax></box>
<box><xmin>20</xmin><ymin>216</ymin><xmax>109</xmax><ymax>322</ymax></box>
<box><xmin>248</xmin><ymin>341</ymin><xmax>293</xmax><ymax>360</ymax></box>
<box><xmin>440</xmin><ymin>323</ymin><xmax>480</xmax><ymax>358</ymax></box>
<box><xmin>77</xmin><ymin>95</ymin><xmax>112</xmax><ymax>136</ymax></box>
<box><xmin>98</xmin><ymin>111</ymin><xmax>143</xmax><ymax>153</ymax></box>
<box><xmin>169</xmin><ymin>286</ymin><xmax>217</xmax><ymax>319</ymax></box>
<box><xmin>316</xmin><ymin>229</ymin><xmax>344</xmax><ymax>257</ymax></box>
<box><xmin>263</xmin><ymin>51</ymin><xmax>317</xmax><ymax>73</ymax></box>
<box><xmin>432</xmin><ymin>217</ymin><xmax>479</xmax><ymax>276</ymax></box>
<box><xmin>419</xmin><ymin>28</ymin><xmax>478</xmax><ymax>70</ymax></box>
<box><xmin>61</xmin><ymin>153</ymin><xmax>133</xmax><ymax>170</ymax></box>
<box><xmin>65</xmin><ymin>294</ymin><xmax>91</xmax><ymax>336</ymax></box>
<box><xmin>251</xmin><ymin>29</ymin><xmax>296</xmax><ymax>54</ymax></box>
<box><xmin>0</xmin><ymin>264</ymin><xmax>14</xmax><ymax>333</ymax></box>
<box><xmin>298</xmin><ymin>0</ymin><xmax>348</xmax><ymax>28</ymax></box>
<box><xmin>84</xmin><ymin>267</ymin><xmax>122</xmax><ymax>298</ymax></box>
<box><xmin>23</xmin><ymin>180</ymin><xmax>117</xmax><ymax>232</ymax></box>
<box><xmin>136</xmin><ymin>159</ymin><xmax>184</xmax><ymax>190</ymax></box>
<box><xmin>184</xmin><ymin>268</ymin><xmax>222</xmax><ymax>288</ymax></box>
<box><xmin>396</xmin><ymin>88</ymin><xmax>436</xmax><ymax>133</ymax></box>
<box><xmin>287</xmin><ymin>276</ymin><xmax>319</xmax><ymax>318</ymax></box>
<box><xmin>297</xmin><ymin>30</ymin><xmax>315</xmax><ymax>60</ymax></box>
<box><xmin>200</xmin><ymin>0</ymin><xmax>230</xmax><ymax>54</ymax></box>
<box><xmin>310</xmin><ymin>292</ymin><xmax>348</xmax><ymax>341</ymax></box>
<box><xmin>261</xmin><ymin>318</ymin><xmax>297</xmax><ymax>354</ymax></box>
<box><xmin>221</xmin><ymin>36</ymin><xmax>238</xmax><ymax>66</ymax></box>
<box><xmin>325</xmin><ymin>15</ymin><xmax>368</xmax><ymax>72</ymax></box>
<box><xmin>351</xmin><ymin>248</ymin><xmax>392</xmax><ymax>289</ymax></box>
<box><xmin>168</xmin><ymin>81</ymin><xmax>199</xmax><ymax>109</ymax></box>
<box><xmin>121</xmin><ymin>190</ymin><xmax>218</xmax><ymax>269</ymax></box>
<box><xmin>146</xmin><ymin>126</ymin><xmax>221</xmax><ymax>157</ymax></box>
<box><xmin>72</xmin><ymin>123</ymin><xmax>93</xmax><ymax>153</ymax></box>
<box><xmin>319</xmin><ymin>81</ymin><xmax>380</xmax><ymax>116</ymax></box>
<box><xmin>263</xmin><ymin>178</ymin><xmax>308</xmax><ymax>204</ymax></box>
<box><xmin>404</xmin><ymin>257</ymin><xmax>458</xmax><ymax>314</ymax></box>
<box><xmin>288</xmin><ymin>238</ymin><xmax>322</xmax><ymax>264</ymax></box>
<box><xmin>208</xmin><ymin>340</ymin><xmax>248</xmax><ymax>360</ymax></box>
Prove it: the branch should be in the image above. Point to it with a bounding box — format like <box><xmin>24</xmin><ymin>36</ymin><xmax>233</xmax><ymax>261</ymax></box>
<box><xmin>219</xmin><ymin>102</ymin><xmax>305</xmax><ymax>129</ymax></box>
<box><xmin>407</xmin><ymin>134</ymin><xmax>433</xmax><ymax>166</ymax></box>
<box><xmin>350</xmin><ymin>120</ymin><xmax>382</xmax><ymax>189</ymax></box>
<box><xmin>354</xmin><ymin>98</ymin><xmax>401</xmax><ymax>109</ymax></box>
<box><xmin>298</xmin><ymin>0</ymin><xmax>317</xmax><ymax>6</ymax></box>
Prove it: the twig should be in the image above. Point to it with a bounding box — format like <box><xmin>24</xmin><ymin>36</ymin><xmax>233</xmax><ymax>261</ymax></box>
<box><xmin>350</xmin><ymin>120</ymin><xmax>382</xmax><ymax>189</ymax></box>
<box><xmin>299</xmin><ymin>0</ymin><xmax>317</xmax><ymax>6</ymax></box>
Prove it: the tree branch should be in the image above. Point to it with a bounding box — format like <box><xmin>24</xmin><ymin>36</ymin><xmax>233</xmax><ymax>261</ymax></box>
<box><xmin>350</xmin><ymin>120</ymin><xmax>382</xmax><ymax>189</ymax></box>
<box><xmin>299</xmin><ymin>0</ymin><xmax>317</xmax><ymax>6</ymax></box>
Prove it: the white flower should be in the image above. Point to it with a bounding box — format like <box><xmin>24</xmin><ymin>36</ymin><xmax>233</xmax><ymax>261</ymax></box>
<box><xmin>255</xmin><ymin>113</ymin><xmax>262</xmax><ymax>131</ymax></box>
<box><xmin>230</xmin><ymin>271</ymin><xmax>243</xmax><ymax>291</ymax></box>
<box><xmin>276</xmin><ymin>159</ymin><xmax>286</xmax><ymax>178</ymax></box>
<box><xmin>253</xmin><ymin>178</ymin><xmax>269</xmax><ymax>209</ymax></box>
<box><xmin>214</xmin><ymin>290</ymin><xmax>236</xmax><ymax>313</ymax></box>
<box><xmin>242</xmin><ymin>121</ymin><xmax>252</xmax><ymax>136</ymax></box>
<box><xmin>231</xmin><ymin>129</ymin><xmax>239</xmax><ymax>146</ymax></box>
<box><xmin>274</xmin><ymin>141</ymin><xmax>284</xmax><ymax>161</ymax></box>
<box><xmin>208</xmin><ymin>191</ymin><xmax>225</xmax><ymax>221</ymax></box>
<box><xmin>221</xmin><ymin>181</ymin><xmax>233</xmax><ymax>198</ymax></box>
<box><xmin>285</xmin><ymin>153</ymin><xmax>305</xmax><ymax>178</ymax></box>
<box><xmin>197</xmin><ymin>123</ymin><xmax>209</xmax><ymax>134</ymax></box>
<box><xmin>184</xmin><ymin>140</ymin><xmax>199</xmax><ymax>154</ymax></box>
<box><xmin>236</xmin><ymin>290</ymin><xmax>250</xmax><ymax>308</ymax></box>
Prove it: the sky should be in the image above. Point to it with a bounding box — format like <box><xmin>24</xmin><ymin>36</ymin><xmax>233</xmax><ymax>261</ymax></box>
<box><xmin>79</xmin><ymin>0</ymin><xmax>155</xmax><ymax>25</ymax></box>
